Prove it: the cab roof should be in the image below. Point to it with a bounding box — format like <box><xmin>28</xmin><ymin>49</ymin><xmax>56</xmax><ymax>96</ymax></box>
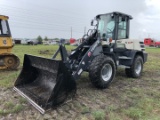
<box><xmin>96</xmin><ymin>11</ymin><xmax>133</xmax><ymax>19</ymax></box>
<box><xmin>0</xmin><ymin>15</ymin><xmax>9</xmax><ymax>20</ymax></box>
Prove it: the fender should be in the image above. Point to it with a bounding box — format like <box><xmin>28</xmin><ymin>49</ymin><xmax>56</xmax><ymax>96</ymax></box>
<box><xmin>122</xmin><ymin>50</ymin><xmax>147</xmax><ymax>66</ymax></box>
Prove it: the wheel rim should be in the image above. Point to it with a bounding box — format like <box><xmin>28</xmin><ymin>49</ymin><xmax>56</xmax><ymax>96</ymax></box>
<box><xmin>135</xmin><ymin>61</ymin><xmax>142</xmax><ymax>75</ymax></box>
<box><xmin>4</xmin><ymin>56</ymin><xmax>16</xmax><ymax>68</ymax></box>
<box><xmin>101</xmin><ymin>63</ymin><xmax>112</xmax><ymax>82</ymax></box>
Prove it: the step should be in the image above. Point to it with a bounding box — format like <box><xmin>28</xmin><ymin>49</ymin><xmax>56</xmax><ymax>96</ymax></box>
<box><xmin>118</xmin><ymin>65</ymin><xmax>130</xmax><ymax>69</ymax></box>
<box><xmin>118</xmin><ymin>56</ymin><xmax>132</xmax><ymax>59</ymax></box>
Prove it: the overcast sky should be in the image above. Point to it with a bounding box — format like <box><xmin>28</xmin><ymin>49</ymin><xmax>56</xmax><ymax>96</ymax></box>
<box><xmin>0</xmin><ymin>0</ymin><xmax>160</xmax><ymax>40</ymax></box>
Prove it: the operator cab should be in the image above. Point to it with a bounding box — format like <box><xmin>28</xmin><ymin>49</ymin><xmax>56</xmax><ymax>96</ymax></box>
<box><xmin>0</xmin><ymin>15</ymin><xmax>11</xmax><ymax>37</ymax></box>
<box><xmin>96</xmin><ymin>12</ymin><xmax>132</xmax><ymax>41</ymax></box>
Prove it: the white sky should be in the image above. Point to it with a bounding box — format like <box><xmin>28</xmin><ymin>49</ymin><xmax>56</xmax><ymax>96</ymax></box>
<box><xmin>0</xmin><ymin>0</ymin><xmax>160</xmax><ymax>40</ymax></box>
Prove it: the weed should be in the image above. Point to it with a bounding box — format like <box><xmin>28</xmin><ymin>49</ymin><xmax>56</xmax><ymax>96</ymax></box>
<box><xmin>92</xmin><ymin>110</ymin><xmax>105</xmax><ymax>120</ymax></box>
<box><xmin>4</xmin><ymin>101</ymin><xmax>14</xmax><ymax>109</ymax></box>
<box><xmin>0</xmin><ymin>109</ymin><xmax>8</xmax><ymax>116</ymax></box>
<box><xmin>137</xmin><ymin>98</ymin><xmax>154</xmax><ymax>113</ymax></box>
<box><xmin>74</xmin><ymin>101</ymin><xmax>82</xmax><ymax>111</ymax></box>
<box><xmin>130</xmin><ymin>87</ymin><xmax>141</xmax><ymax>94</ymax></box>
<box><xmin>124</xmin><ymin>107</ymin><xmax>144</xmax><ymax>119</ymax></box>
<box><xmin>81</xmin><ymin>107</ymin><xmax>90</xmax><ymax>114</ymax></box>
<box><xmin>108</xmin><ymin>112</ymin><xmax>122</xmax><ymax>120</ymax></box>
<box><xmin>0</xmin><ymin>104</ymin><xmax>24</xmax><ymax>116</ymax></box>
<box><xmin>80</xmin><ymin>116</ymin><xmax>89</xmax><ymax>120</ymax></box>
<box><xmin>19</xmin><ymin>97</ymin><xmax>27</xmax><ymax>104</ymax></box>
<box><xmin>105</xmin><ymin>105</ymin><xmax>117</xmax><ymax>112</ymax></box>
<box><xmin>12</xmin><ymin>104</ymin><xmax>23</xmax><ymax>113</ymax></box>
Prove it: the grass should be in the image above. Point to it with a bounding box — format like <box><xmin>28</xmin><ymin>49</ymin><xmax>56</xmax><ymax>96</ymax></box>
<box><xmin>92</xmin><ymin>110</ymin><xmax>105</xmax><ymax>120</ymax></box>
<box><xmin>13</xmin><ymin>44</ymin><xmax>75</xmax><ymax>62</ymax></box>
<box><xmin>123</xmin><ymin>97</ymin><xmax>159</xmax><ymax>119</ymax></box>
<box><xmin>0</xmin><ymin>44</ymin><xmax>75</xmax><ymax>88</ymax></box>
<box><xmin>0</xmin><ymin>45</ymin><xmax>160</xmax><ymax>119</ymax></box>
<box><xmin>19</xmin><ymin>97</ymin><xmax>27</xmax><ymax>104</ymax></box>
<box><xmin>0</xmin><ymin>71</ymin><xmax>20</xmax><ymax>88</ymax></box>
<box><xmin>0</xmin><ymin>97</ymin><xmax>26</xmax><ymax>116</ymax></box>
<box><xmin>145</xmin><ymin>47</ymin><xmax>160</xmax><ymax>53</ymax></box>
<box><xmin>0</xmin><ymin>103</ymin><xmax>24</xmax><ymax>116</ymax></box>
<box><xmin>81</xmin><ymin>107</ymin><xmax>90</xmax><ymax>114</ymax></box>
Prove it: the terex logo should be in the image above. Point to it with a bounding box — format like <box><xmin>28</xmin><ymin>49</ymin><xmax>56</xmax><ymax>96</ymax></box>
<box><xmin>125</xmin><ymin>41</ymin><xmax>133</xmax><ymax>44</ymax></box>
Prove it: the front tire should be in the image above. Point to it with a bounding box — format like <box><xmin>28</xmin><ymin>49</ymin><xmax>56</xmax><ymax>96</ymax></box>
<box><xmin>125</xmin><ymin>55</ymin><xmax>143</xmax><ymax>78</ymax></box>
<box><xmin>89</xmin><ymin>54</ymin><xmax>116</xmax><ymax>89</ymax></box>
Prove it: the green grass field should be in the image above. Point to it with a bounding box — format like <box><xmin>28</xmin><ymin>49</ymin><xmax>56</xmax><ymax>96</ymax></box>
<box><xmin>0</xmin><ymin>45</ymin><xmax>160</xmax><ymax>120</ymax></box>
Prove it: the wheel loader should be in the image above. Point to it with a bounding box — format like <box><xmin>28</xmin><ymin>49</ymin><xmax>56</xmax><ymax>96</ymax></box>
<box><xmin>14</xmin><ymin>12</ymin><xmax>147</xmax><ymax>114</ymax></box>
<box><xmin>0</xmin><ymin>15</ymin><xmax>20</xmax><ymax>70</ymax></box>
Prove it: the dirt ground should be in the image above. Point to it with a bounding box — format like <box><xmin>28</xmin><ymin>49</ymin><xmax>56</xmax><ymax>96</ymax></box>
<box><xmin>0</xmin><ymin>47</ymin><xmax>160</xmax><ymax>120</ymax></box>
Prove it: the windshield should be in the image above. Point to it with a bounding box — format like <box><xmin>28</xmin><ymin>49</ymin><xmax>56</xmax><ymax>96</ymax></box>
<box><xmin>97</xmin><ymin>15</ymin><xmax>115</xmax><ymax>40</ymax></box>
<box><xmin>0</xmin><ymin>20</ymin><xmax>10</xmax><ymax>36</ymax></box>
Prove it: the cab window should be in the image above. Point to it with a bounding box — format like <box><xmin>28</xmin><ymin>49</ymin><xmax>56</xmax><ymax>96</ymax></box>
<box><xmin>0</xmin><ymin>20</ymin><xmax>9</xmax><ymax>35</ymax></box>
<box><xmin>118</xmin><ymin>17</ymin><xmax>127</xmax><ymax>39</ymax></box>
<box><xmin>98</xmin><ymin>15</ymin><xmax>115</xmax><ymax>40</ymax></box>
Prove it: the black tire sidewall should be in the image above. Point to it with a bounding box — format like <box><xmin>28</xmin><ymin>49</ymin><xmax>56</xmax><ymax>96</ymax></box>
<box><xmin>99</xmin><ymin>59</ymin><xmax>116</xmax><ymax>86</ymax></box>
<box><xmin>132</xmin><ymin>56</ymin><xmax>143</xmax><ymax>78</ymax></box>
<box><xmin>89</xmin><ymin>54</ymin><xmax>116</xmax><ymax>89</ymax></box>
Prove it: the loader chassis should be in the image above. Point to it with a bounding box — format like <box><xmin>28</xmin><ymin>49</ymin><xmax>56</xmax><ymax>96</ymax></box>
<box><xmin>14</xmin><ymin>12</ymin><xmax>147</xmax><ymax>113</ymax></box>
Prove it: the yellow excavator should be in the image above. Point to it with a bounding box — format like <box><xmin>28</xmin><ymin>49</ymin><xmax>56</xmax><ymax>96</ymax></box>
<box><xmin>0</xmin><ymin>15</ymin><xmax>19</xmax><ymax>70</ymax></box>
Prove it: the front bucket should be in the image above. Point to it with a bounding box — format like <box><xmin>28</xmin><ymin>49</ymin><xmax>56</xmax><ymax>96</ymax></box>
<box><xmin>14</xmin><ymin>54</ymin><xmax>76</xmax><ymax>114</ymax></box>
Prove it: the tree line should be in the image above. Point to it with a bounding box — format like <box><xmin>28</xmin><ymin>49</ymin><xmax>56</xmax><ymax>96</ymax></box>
<box><xmin>36</xmin><ymin>35</ymin><xmax>59</xmax><ymax>44</ymax></box>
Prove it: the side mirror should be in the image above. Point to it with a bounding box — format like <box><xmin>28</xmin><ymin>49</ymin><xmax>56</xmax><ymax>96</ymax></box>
<box><xmin>91</xmin><ymin>19</ymin><xmax>97</xmax><ymax>26</ymax></box>
<box><xmin>91</xmin><ymin>20</ymin><xmax>94</xmax><ymax>26</ymax></box>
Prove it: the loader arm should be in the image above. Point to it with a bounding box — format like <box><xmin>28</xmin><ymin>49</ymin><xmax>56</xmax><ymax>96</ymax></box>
<box><xmin>51</xmin><ymin>37</ymin><xmax>103</xmax><ymax>80</ymax></box>
<box><xmin>71</xmin><ymin>38</ymin><xmax>103</xmax><ymax>79</ymax></box>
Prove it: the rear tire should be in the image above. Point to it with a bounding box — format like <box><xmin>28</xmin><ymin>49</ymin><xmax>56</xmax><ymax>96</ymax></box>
<box><xmin>125</xmin><ymin>55</ymin><xmax>143</xmax><ymax>78</ymax></box>
<box><xmin>89</xmin><ymin>54</ymin><xmax>116</xmax><ymax>89</ymax></box>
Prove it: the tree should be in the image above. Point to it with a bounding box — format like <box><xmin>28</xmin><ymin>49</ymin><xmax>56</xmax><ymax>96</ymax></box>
<box><xmin>54</xmin><ymin>38</ymin><xmax>59</xmax><ymax>40</ymax></box>
<box><xmin>37</xmin><ymin>35</ymin><xmax>43</xmax><ymax>44</ymax></box>
<box><xmin>44</xmin><ymin>36</ymin><xmax>48</xmax><ymax>41</ymax></box>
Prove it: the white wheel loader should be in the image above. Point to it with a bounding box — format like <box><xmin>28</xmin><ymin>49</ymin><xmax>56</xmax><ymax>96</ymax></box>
<box><xmin>14</xmin><ymin>12</ymin><xmax>147</xmax><ymax>114</ymax></box>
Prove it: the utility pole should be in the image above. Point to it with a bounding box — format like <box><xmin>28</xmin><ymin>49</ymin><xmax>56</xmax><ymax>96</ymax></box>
<box><xmin>71</xmin><ymin>27</ymin><xmax>72</xmax><ymax>38</ymax></box>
